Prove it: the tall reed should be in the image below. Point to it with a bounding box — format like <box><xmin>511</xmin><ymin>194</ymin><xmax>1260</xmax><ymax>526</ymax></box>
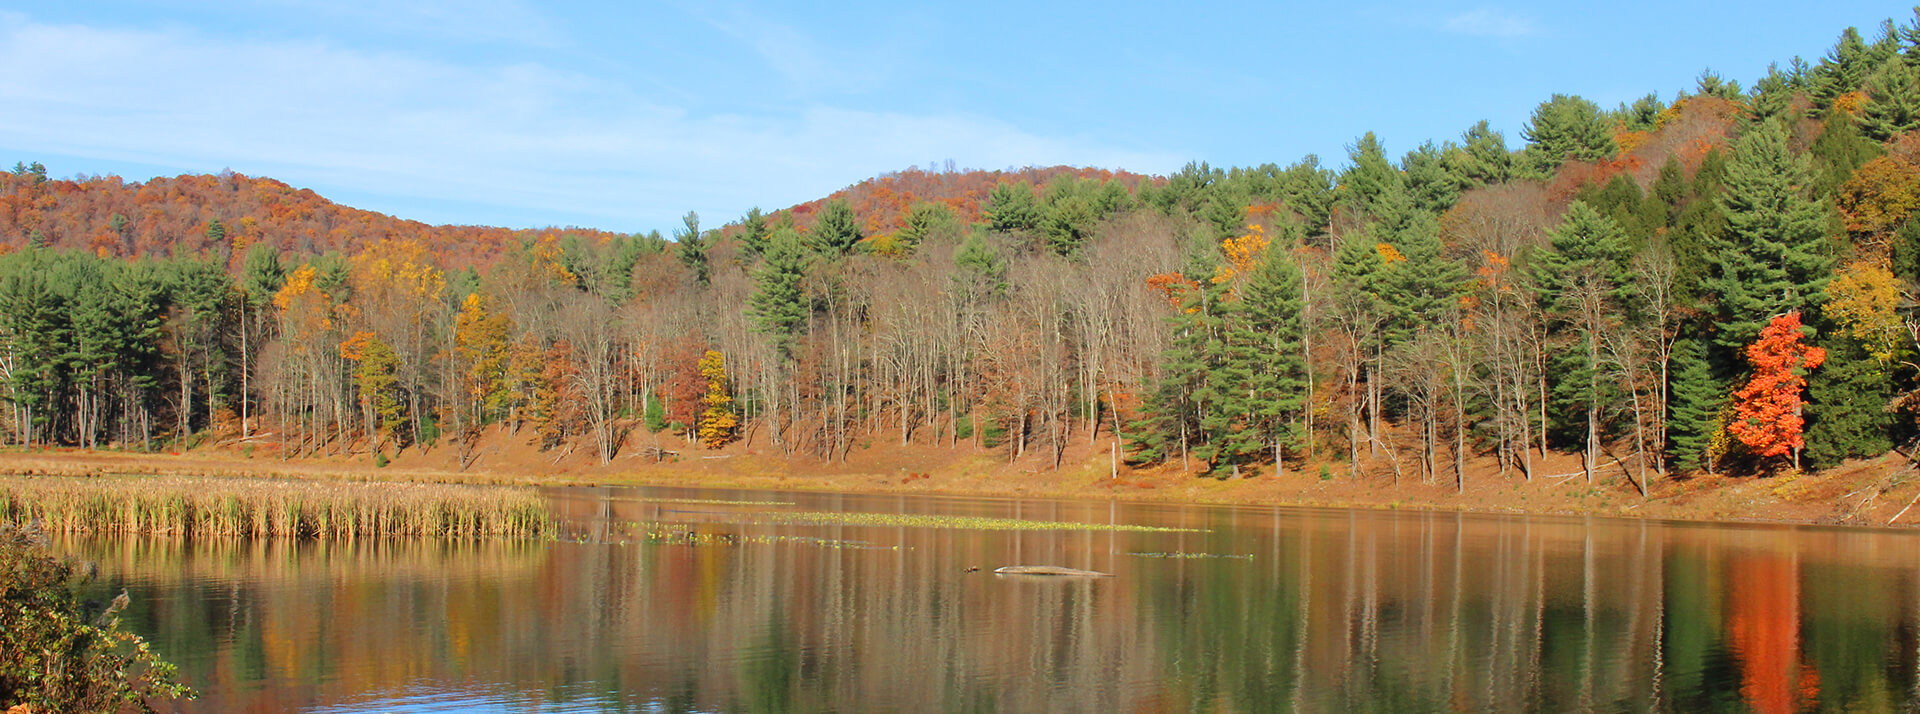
<box><xmin>0</xmin><ymin>475</ymin><xmax>553</xmax><ymax>539</ymax></box>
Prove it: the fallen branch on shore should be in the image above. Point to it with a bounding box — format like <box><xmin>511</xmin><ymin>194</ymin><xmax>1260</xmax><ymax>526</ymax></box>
<box><xmin>638</xmin><ymin>445</ymin><xmax>679</xmax><ymax>462</ymax></box>
<box><xmin>1546</xmin><ymin>460</ymin><xmax>1624</xmax><ymax>482</ymax></box>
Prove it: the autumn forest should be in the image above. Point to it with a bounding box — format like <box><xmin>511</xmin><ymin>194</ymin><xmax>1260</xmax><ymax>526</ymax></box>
<box><xmin>7</xmin><ymin>13</ymin><xmax>1920</xmax><ymax>495</ymax></box>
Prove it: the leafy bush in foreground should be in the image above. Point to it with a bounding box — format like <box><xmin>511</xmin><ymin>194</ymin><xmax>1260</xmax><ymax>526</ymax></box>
<box><xmin>0</xmin><ymin>522</ymin><xmax>193</xmax><ymax>713</ymax></box>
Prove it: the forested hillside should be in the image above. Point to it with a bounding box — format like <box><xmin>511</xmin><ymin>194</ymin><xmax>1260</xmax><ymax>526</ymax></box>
<box><xmin>0</xmin><ymin>168</ymin><xmax>630</xmax><ymax>265</ymax></box>
<box><xmin>6</xmin><ymin>12</ymin><xmax>1920</xmax><ymax>492</ymax></box>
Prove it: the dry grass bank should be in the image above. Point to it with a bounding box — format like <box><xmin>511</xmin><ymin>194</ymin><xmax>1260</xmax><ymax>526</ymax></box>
<box><xmin>1</xmin><ymin>421</ymin><xmax>1915</xmax><ymax>529</ymax></box>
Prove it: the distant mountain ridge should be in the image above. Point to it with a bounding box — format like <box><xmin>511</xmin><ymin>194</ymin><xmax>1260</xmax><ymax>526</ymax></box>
<box><xmin>0</xmin><ymin>162</ymin><xmax>1160</xmax><ymax>265</ymax></box>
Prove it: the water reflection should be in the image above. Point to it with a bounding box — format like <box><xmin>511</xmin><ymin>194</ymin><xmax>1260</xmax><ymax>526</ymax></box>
<box><xmin>59</xmin><ymin>488</ymin><xmax>1920</xmax><ymax>712</ymax></box>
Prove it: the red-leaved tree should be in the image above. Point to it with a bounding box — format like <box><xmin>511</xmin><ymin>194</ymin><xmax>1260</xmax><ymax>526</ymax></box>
<box><xmin>1729</xmin><ymin>312</ymin><xmax>1827</xmax><ymax>470</ymax></box>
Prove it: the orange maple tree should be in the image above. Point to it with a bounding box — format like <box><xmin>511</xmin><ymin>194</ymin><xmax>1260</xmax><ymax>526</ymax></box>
<box><xmin>1728</xmin><ymin>312</ymin><xmax>1826</xmax><ymax>464</ymax></box>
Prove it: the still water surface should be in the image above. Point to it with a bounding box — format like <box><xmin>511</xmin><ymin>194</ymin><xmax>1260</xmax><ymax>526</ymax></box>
<box><xmin>57</xmin><ymin>485</ymin><xmax>1920</xmax><ymax>712</ymax></box>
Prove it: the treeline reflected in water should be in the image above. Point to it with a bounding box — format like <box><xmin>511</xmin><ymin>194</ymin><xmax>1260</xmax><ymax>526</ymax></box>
<box><xmin>63</xmin><ymin>489</ymin><xmax>1920</xmax><ymax>713</ymax></box>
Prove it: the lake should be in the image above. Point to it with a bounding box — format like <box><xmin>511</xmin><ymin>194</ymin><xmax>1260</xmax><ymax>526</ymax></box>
<box><xmin>59</xmin><ymin>485</ymin><xmax>1920</xmax><ymax>712</ymax></box>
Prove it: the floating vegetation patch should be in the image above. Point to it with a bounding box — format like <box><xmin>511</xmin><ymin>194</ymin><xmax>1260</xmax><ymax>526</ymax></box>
<box><xmin>742</xmin><ymin>511</ymin><xmax>1200</xmax><ymax>533</ymax></box>
<box><xmin>741</xmin><ymin>533</ymin><xmax>903</xmax><ymax>550</ymax></box>
<box><xmin>651</xmin><ymin>497</ymin><xmax>797</xmax><ymax>506</ymax></box>
<box><xmin>587</xmin><ymin>495</ymin><xmax>797</xmax><ymax>507</ymax></box>
<box><xmin>1128</xmin><ymin>551</ymin><xmax>1254</xmax><ymax>560</ymax></box>
<box><xmin>0</xmin><ymin>474</ymin><xmax>553</xmax><ymax>539</ymax></box>
<box><xmin>633</xmin><ymin>526</ymin><xmax>739</xmax><ymax>546</ymax></box>
<box><xmin>623</xmin><ymin>522</ymin><xmax>903</xmax><ymax>550</ymax></box>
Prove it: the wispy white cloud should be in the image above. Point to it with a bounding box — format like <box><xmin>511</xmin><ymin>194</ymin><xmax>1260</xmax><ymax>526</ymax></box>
<box><xmin>693</xmin><ymin>5</ymin><xmax>888</xmax><ymax>97</ymax></box>
<box><xmin>0</xmin><ymin>13</ymin><xmax>1178</xmax><ymax>230</ymax></box>
<box><xmin>1441</xmin><ymin>8</ymin><xmax>1537</xmax><ymax>39</ymax></box>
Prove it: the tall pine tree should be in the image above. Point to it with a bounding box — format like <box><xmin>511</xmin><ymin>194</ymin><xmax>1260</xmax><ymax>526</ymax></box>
<box><xmin>748</xmin><ymin>226</ymin><xmax>809</xmax><ymax>359</ymax></box>
<box><xmin>1237</xmin><ymin>246</ymin><xmax>1309</xmax><ymax>474</ymax></box>
<box><xmin>1530</xmin><ymin>201</ymin><xmax>1634</xmax><ymax>481</ymax></box>
<box><xmin>1709</xmin><ymin>120</ymin><xmax>1835</xmax><ymax>355</ymax></box>
<box><xmin>808</xmin><ymin>199</ymin><xmax>865</xmax><ymax>256</ymax></box>
<box><xmin>1667</xmin><ymin>338</ymin><xmax>1727</xmax><ymax>472</ymax></box>
<box><xmin>1861</xmin><ymin>59</ymin><xmax>1920</xmax><ymax>141</ymax></box>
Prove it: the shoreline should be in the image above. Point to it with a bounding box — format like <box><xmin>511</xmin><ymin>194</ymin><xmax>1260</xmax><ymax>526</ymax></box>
<box><xmin>0</xmin><ymin>441</ymin><xmax>1913</xmax><ymax>532</ymax></box>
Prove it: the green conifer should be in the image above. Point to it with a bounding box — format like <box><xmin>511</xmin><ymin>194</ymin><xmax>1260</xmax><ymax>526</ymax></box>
<box><xmin>1520</xmin><ymin>94</ymin><xmax>1616</xmax><ymax>176</ymax></box>
<box><xmin>1709</xmin><ymin>121</ymin><xmax>1835</xmax><ymax>353</ymax></box>
<box><xmin>1667</xmin><ymin>338</ymin><xmax>1725</xmax><ymax>472</ymax></box>
<box><xmin>1860</xmin><ymin>59</ymin><xmax>1920</xmax><ymax>141</ymax></box>
<box><xmin>748</xmin><ymin>226</ymin><xmax>809</xmax><ymax>359</ymax></box>
<box><xmin>1803</xmin><ymin>335</ymin><xmax>1893</xmax><ymax>469</ymax></box>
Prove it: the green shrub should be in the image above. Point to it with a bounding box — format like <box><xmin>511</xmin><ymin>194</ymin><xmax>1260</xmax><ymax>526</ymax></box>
<box><xmin>644</xmin><ymin>393</ymin><xmax>666</xmax><ymax>432</ymax></box>
<box><xmin>0</xmin><ymin>523</ymin><xmax>194</xmax><ymax>711</ymax></box>
<box><xmin>418</xmin><ymin>412</ymin><xmax>440</xmax><ymax>448</ymax></box>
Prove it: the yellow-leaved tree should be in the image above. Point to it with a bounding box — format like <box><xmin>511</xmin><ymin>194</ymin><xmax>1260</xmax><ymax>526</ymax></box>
<box><xmin>697</xmin><ymin>349</ymin><xmax>738</xmax><ymax>448</ymax></box>
<box><xmin>1823</xmin><ymin>259</ymin><xmax>1905</xmax><ymax>364</ymax></box>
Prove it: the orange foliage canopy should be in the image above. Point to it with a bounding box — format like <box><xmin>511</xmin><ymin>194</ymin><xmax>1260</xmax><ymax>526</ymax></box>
<box><xmin>1728</xmin><ymin>313</ymin><xmax>1827</xmax><ymax>459</ymax></box>
<box><xmin>1145</xmin><ymin>272</ymin><xmax>1200</xmax><ymax>309</ymax></box>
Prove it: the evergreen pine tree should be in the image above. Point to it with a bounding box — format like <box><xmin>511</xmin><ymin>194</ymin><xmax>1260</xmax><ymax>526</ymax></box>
<box><xmin>1617</xmin><ymin>93</ymin><xmax>1665</xmax><ymax>131</ymax></box>
<box><xmin>1450</xmin><ymin>120</ymin><xmax>1512</xmax><ymax>189</ymax></box>
<box><xmin>240</xmin><ymin>243</ymin><xmax>285</xmax><ymax>308</ymax></box>
<box><xmin>1894</xmin><ymin>218</ymin><xmax>1920</xmax><ymax>284</ymax></box>
<box><xmin>1340</xmin><ymin>132</ymin><xmax>1400</xmax><ymax>217</ymax></box>
<box><xmin>1381</xmin><ymin>210</ymin><xmax>1466</xmax><ymax>335</ymax></box>
<box><xmin>1238</xmin><ymin>246</ymin><xmax>1309</xmax><ymax>473</ymax></box>
<box><xmin>1667</xmin><ymin>338</ymin><xmax>1726</xmax><ymax>472</ymax></box>
<box><xmin>1129</xmin><ymin>265</ymin><xmax>1219</xmax><ymax>468</ymax></box>
<box><xmin>1402</xmin><ymin>141</ymin><xmax>1462</xmax><ymax>214</ymax></box>
<box><xmin>673</xmin><ymin>211</ymin><xmax>709</xmax><ymax>286</ymax></box>
<box><xmin>738</xmin><ymin>207</ymin><xmax>770</xmax><ymax>259</ymax></box>
<box><xmin>952</xmin><ymin>233</ymin><xmax>1008</xmax><ymax>303</ymax></box>
<box><xmin>983</xmin><ymin>182</ymin><xmax>1040</xmax><ymax>234</ymax></box>
<box><xmin>1040</xmin><ymin>194</ymin><xmax>1094</xmax><ymax>256</ymax></box>
<box><xmin>1812</xmin><ymin>27</ymin><xmax>1873</xmax><ymax>114</ymax></box>
<box><xmin>1860</xmin><ymin>59</ymin><xmax>1920</xmax><ymax>141</ymax></box>
<box><xmin>1198</xmin><ymin>195</ymin><xmax>1244</xmax><ymax>242</ymax></box>
<box><xmin>1802</xmin><ymin>334</ymin><xmax>1893</xmax><ymax>469</ymax></box>
<box><xmin>1709</xmin><ymin>120</ymin><xmax>1836</xmax><ymax>353</ymax></box>
<box><xmin>643</xmin><ymin>391</ymin><xmax>666</xmax><ymax>432</ymax></box>
<box><xmin>598</xmin><ymin>234</ymin><xmax>646</xmax><ymax>305</ymax></box>
<box><xmin>895</xmin><ymin>202</ymin><xmax>956</xmax><ymax>252</ymax></box>
<box><xmin>1577</xmin><ymin>174</ymin><xmax>1663</xmax><ymax>246</ymax></box>
<box><xmin>1666</xmin><ymin>151</ymin><xmax>1730</xmax><ymax>305</ymax></box>
<box><xmin>748</xmin><ymin>226</ymin><xmax>809</xmax><ymax>360</ymax></box>
<box><xmin>1651</xmin><ymin>156</ymin><xmax>1688</xmax><ymax>222</ymax></box>
<box><xmin>1530</xmin><ymin>202</ymin><xmax>1634</xmax><ymax>475</ymax></box>
<box><xmin>1190</xmin><ymin>276</ymin><xmax>1256</xmax><ymax>472</ymax></box>
<box><xmin>0</xmin><ymin>251</ymin><xmax>69</xmax><ymax>445</ymax></box>
<box><xmin>1694</xmin><ymin>69</ymin><xmax>1743</xmax><ymax>101</ymax></box>
<box><xmin>1279</xmin><ymin>157</ymin><xmax>1336</xmax><ymax>235</ymax></box>
<box><xmin>809</xmin><ymin>199</ymin><xmax>864</xmax><ymax>256</ymax></box>
<box><xmin>1811</xmin><ymin>110</ymin><xmax>1884</xmax><ymax>196</ymax></box>
<box><xmin>1520</xmin><ymin>94</ymin><xmax>1617</xmax><ymax>176</ymax></box>
<box><xmin>1749</xmin><ymin>63</ymin><xmax>1796</xmax><ymax>122</ymax></box>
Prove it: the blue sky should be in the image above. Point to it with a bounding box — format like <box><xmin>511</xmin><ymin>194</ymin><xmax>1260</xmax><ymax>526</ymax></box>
<box><xmin>0</xmin><ymin>2</ymin><xmax>1908</xmax><ymax>234</ymax></box>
